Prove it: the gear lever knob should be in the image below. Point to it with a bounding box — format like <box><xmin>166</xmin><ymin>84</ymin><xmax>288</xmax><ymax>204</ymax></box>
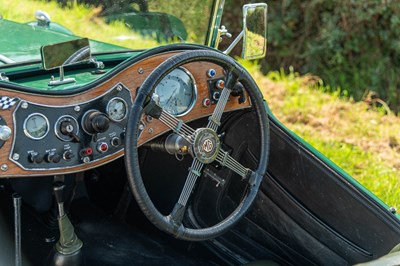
<box><xmin>53</xmin><ymin>181</ymin><xmax>65</xmax><ymax>204</ymax></box>
<box><xmin>53</xmin><ymin>182</ymin><xmax>66</xmax><ymax>217</ymax></box>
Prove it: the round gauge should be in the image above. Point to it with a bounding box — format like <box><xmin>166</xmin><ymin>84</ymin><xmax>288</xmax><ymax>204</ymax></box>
<box><xmin>23</xmin><ymin>113</ymin><xmax>49</xmax><ymax>140</ymax></box>
<box><xmin>106</xmin><ymin>97</ymin><xmax>128</xmax><ymax>122</ymax></box>
<box><xmin>155</xmin><ymin>67</ymin><xmax>197</xmax><ymax>116</ymax></box>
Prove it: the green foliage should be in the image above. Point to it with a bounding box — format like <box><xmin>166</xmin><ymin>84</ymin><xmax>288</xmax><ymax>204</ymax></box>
<box><xmin>264</xmin><ymin>0</ymin><xmax>400</xmax><ymax>113</ymax></box>
<box><xmin>148</xmin><ymin>0</ymin><xmax>214</xmax><ymax>44</ymax></box>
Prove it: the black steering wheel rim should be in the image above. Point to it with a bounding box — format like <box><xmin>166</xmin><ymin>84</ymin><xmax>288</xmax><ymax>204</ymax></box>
<box><xmin>125</xmin><ymin>49</ymin><xmax>269</xmax><ymax>241</ymax></box>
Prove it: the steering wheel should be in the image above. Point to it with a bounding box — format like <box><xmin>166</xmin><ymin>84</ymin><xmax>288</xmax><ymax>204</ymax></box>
<box><xmin>125</xmin><ymin>50</ymin><xmax>269</xmax><ymax>241</ymax></box>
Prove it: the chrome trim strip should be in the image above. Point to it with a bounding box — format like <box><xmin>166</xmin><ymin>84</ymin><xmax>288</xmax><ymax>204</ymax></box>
<box><xmin>207</xmin><ymin>0</ymin><xmax>225</xmax><ymax>48</ymax></box>
<box><xmin>175</xmin><ymin>67</ymin><xmax>198</xmax><ymax>118</ymax></box>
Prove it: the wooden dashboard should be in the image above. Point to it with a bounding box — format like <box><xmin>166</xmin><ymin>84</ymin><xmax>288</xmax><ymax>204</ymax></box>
<box><xmin>0</xmin><ymin>51</ymin><xmax>251</xmax><ymax>178</ymax></box>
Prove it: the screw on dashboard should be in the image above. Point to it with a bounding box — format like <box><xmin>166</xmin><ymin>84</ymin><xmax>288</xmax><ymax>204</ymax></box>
<box><xmin>1</xmin><ymin>164</ymin><xmax>8</xmax><ymax>171</ymax></box>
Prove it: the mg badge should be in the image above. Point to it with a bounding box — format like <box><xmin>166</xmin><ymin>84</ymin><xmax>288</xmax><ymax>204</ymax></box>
<box><xmin>202</xmin><ymin>139</ymin><xmax>214</xmax><ymax>153</ymax></box>
<box><xmin>193</xmin><ymin>128</ymin><xmax>220</xmax><ymax>164</ymax></box>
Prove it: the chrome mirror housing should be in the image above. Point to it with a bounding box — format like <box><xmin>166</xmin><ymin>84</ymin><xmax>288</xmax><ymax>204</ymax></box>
<box><xmin>222</xmin><ymin>3</ymin><xmax>267</xmax><ymax>60</ymax></box>
<box><xmin>35</xmin><ymin>10</ymin><xmax>51</xmax><ymax>27</ymax></box>
<box><xmin>40</xmin><ymin>38</ymin><xmax>91</xmax><ymax>86</ymax></box>
<box><xmin>41</xmin><ymin>38</ymin><xmax>91</xmax><ymax>70</ymax></box>
<box><xmin>242</xmin><ymin>3</ymin><xmax>268</xmax><ymax>60</ymax></box>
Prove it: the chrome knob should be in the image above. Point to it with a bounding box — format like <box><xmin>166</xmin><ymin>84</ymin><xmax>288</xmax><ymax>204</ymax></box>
<box><xmin>0</xmin><ymin>125</ymin><xmax>11</xmax><ymax>141</ymax></box>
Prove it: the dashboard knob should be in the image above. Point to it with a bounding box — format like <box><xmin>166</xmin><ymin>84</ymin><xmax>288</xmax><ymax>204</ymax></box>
<box><xmin>45</xmin><ymin>152</ymin><xmax>61</xmax><ymax>163</ymax></box>
<box><xmin>63</xmin><ymin>150</ymin><xmax>74</xmax><ymax>161</ymax></box>
<box><xmin>0</xmin><ymin>125</ymin><xmax>11</xmax><ymax>141</ymax></box>
<box><xmin>28</xmin><ymin>153</ymin><xmax>43</xmax><ymax>164</ymax></box>
<box><xmin>110</xmin><ymin>137</ymin><xmax>121</xmax><ymax>147</ymax></box>
<box><xmin>82</xmin><ymin>111</ymin><xmax>110</xmax><ymax>134</ymax></box>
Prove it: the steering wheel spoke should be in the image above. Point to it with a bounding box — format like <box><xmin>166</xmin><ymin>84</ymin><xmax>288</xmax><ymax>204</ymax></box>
<box><xmin>177</xmin><ymin>158</ymin><xmax>204</xmax><ymax>206</ymax></box>
<box><xmin>207</xmin><ymin>70</ymin><xmax>237</xmax><ymax>131</ymax></box>
<box><xmin>144</xmin><ymin>96</ymin><xmax>195</xmax><ymax>143</ymax></box>
<box><xmin>168</xmin><ymin>158</ymin><xmax>204</xmax><ymax>225</ymax></box>
<box><xmin>216</xmin><ymin>148</ymin><xmax>255</xmax><ymax>184</ymax></box>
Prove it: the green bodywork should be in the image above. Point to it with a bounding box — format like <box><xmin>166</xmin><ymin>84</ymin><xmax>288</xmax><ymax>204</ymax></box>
<box><xmin>0</xmin><ymin>19</ymin><xmax>129</xmax><ymax>65</ymax></box>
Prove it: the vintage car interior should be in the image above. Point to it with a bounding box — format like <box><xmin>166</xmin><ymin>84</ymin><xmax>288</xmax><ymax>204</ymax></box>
<box><xmin>0</xmin><ymin>1</ymin><xmax>400</xmax><ymax>266</ymax></box>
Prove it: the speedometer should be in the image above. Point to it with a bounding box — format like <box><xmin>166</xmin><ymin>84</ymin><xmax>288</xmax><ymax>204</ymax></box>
<box><xmin>155</xmin><ymin>67</ymin><xmax>197</xmax><ymax>117</ymax></box>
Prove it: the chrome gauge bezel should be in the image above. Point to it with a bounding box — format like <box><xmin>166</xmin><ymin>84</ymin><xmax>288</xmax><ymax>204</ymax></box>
<box><xmin>23</xmin><ymin>113</ymin><xmax>50</xmax><ymax>140</ymax></box>
<box><xmin>156</xmin><ymin>67</ymin><xmax>197</xmax><ymax>117</ymax></box>
<box><xmin>54</xmin><ymin>115</ymin><xmax>80</xmax><ymax>142</ymax></box>
<box><xmin>106</xmin><ymin>97</ymin><xmax>128</xmax><ymax>122</ymax></box>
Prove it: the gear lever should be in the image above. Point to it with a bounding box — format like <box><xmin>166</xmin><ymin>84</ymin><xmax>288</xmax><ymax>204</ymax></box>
<box><xmin>48</xmin><ymin>181</ymin><xmax>83</xmax><ymax>266</ymax></box>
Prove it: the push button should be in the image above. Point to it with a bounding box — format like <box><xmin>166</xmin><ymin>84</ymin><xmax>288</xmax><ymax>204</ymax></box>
<box><xmin>97</xmin><ymin>142</ymin><xmax>108</xmax><ymax>153</ymax></box>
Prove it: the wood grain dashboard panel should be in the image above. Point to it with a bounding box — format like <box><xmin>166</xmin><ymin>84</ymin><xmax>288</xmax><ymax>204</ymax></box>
<box><xmin>0</xmin><ymin>51</ymin><xmax>251</xmax><ymax>178</ymax></box>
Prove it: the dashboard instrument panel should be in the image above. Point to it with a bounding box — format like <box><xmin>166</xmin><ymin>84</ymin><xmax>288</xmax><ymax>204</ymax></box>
<box><xmin>0</xmin><ymin>51</ymin><xmax>251</xmax><ymax>178</ymax></box>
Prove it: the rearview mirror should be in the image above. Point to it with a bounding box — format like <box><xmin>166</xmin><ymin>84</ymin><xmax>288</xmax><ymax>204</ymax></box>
<box><xmin>242</xmin><ymin>3</ymin><xmax>268</xmax><ymax>60</ymax></box>
<box><xmin>41</xmin><ymin>38</ymin><xmax>91</xmax><ymax>70</ymax></box>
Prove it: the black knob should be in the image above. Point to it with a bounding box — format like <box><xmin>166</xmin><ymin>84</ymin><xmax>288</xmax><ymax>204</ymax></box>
<box><xmin>28</xmin><ymin>153</ymin><xmax>43</xmax><ymax>163</ymax></box>
<box><xmin>83</xmin><ymin>111</ymin><xmax>110</xmax><ymax>134</ymax></box>
<box><xmin>53</xmin><ymin>181</ymin><xmax>65</xmax><ymax>204</ymax></box>
<box><xmin>63</xmin><ymin>150</ymin><xmax>74</xmax><ymax>161</ymax></box>
<box><xmin>110</xmin><ymin>137</ymin><xmax>121</xmax><ymax>147</ymax></box>
<box><xmin>45</xmin><ymin>152</ymin><xmax>61</xmax><ymax>163</ymax></box>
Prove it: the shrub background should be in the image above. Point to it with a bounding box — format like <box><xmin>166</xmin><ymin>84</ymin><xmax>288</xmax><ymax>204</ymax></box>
<box><xmin>222</xmin><ymin>0</ymin><xmax>400</xmax><ymax>113</ymax></box>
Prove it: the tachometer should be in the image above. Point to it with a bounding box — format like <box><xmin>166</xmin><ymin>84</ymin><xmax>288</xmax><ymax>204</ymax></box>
<box><xmin>155</xmin><ymin>68</ymin><xmax>197</xmax><ymax>116</ymax></box>
<box><xmin>23</xmin><ymin>113</ymin><xmax>49</xmax><ymax>140</ymax></box>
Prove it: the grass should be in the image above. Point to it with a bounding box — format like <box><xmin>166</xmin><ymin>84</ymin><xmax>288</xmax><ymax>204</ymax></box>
<box><xmin>2</xmin><ymin>1</ymin><xmax>399</xmax><ymax>209</ymax></box>
<box><xmin>241</xmin><ymin>61</ymin><xmax>400</xmax><ymax>209</ymax></box>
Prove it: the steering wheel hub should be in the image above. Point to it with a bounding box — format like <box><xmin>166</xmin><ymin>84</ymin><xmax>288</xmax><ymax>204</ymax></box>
<box><xmin>192</xmin><ymin>128</ymin><xmax>220</xmax><ymax>164</ymax></box>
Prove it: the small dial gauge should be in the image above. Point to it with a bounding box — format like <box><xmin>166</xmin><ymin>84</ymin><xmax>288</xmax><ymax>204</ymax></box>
<box><xmin>155</xmin><ymin>67</ymin><xmax>197</xmax><ymax>116</ymax></box>
<box><xmin>23</xmin><ymin>113</ymin><xmax>49</xmax><ymax>140</ymax></box>
<box><xmin>106</xmin><ymin>97</ymin><xmax>128</xmax><ymax>122</ymax></box>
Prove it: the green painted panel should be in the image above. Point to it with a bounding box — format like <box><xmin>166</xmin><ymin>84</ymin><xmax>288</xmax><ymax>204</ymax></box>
<box><xmin>0</xmin><ymin>19</ymin><xmax>129</xmax><ymax>64</ymax></box>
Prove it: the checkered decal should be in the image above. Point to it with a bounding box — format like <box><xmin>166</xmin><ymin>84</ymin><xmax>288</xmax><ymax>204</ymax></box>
<box><xmin>0</xmin><ymin>96</ymin><xmax>19</xmax><ymax>110</ymax></box>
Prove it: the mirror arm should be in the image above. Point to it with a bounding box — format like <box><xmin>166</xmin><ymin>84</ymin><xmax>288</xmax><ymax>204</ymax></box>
<box><xmin>89</xmin><ymin>57</ymin><xmax>105</xmax><ymax>69</ymax></box>
<box><xmin>48</xmin><ymin>66</ymin><xmax>76</xmax><ymax>86</ymax></box>
<box><xmin>223</xmin><ymin>30</ymin><xmax>244</xmax><ymax>55</ymax></box>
